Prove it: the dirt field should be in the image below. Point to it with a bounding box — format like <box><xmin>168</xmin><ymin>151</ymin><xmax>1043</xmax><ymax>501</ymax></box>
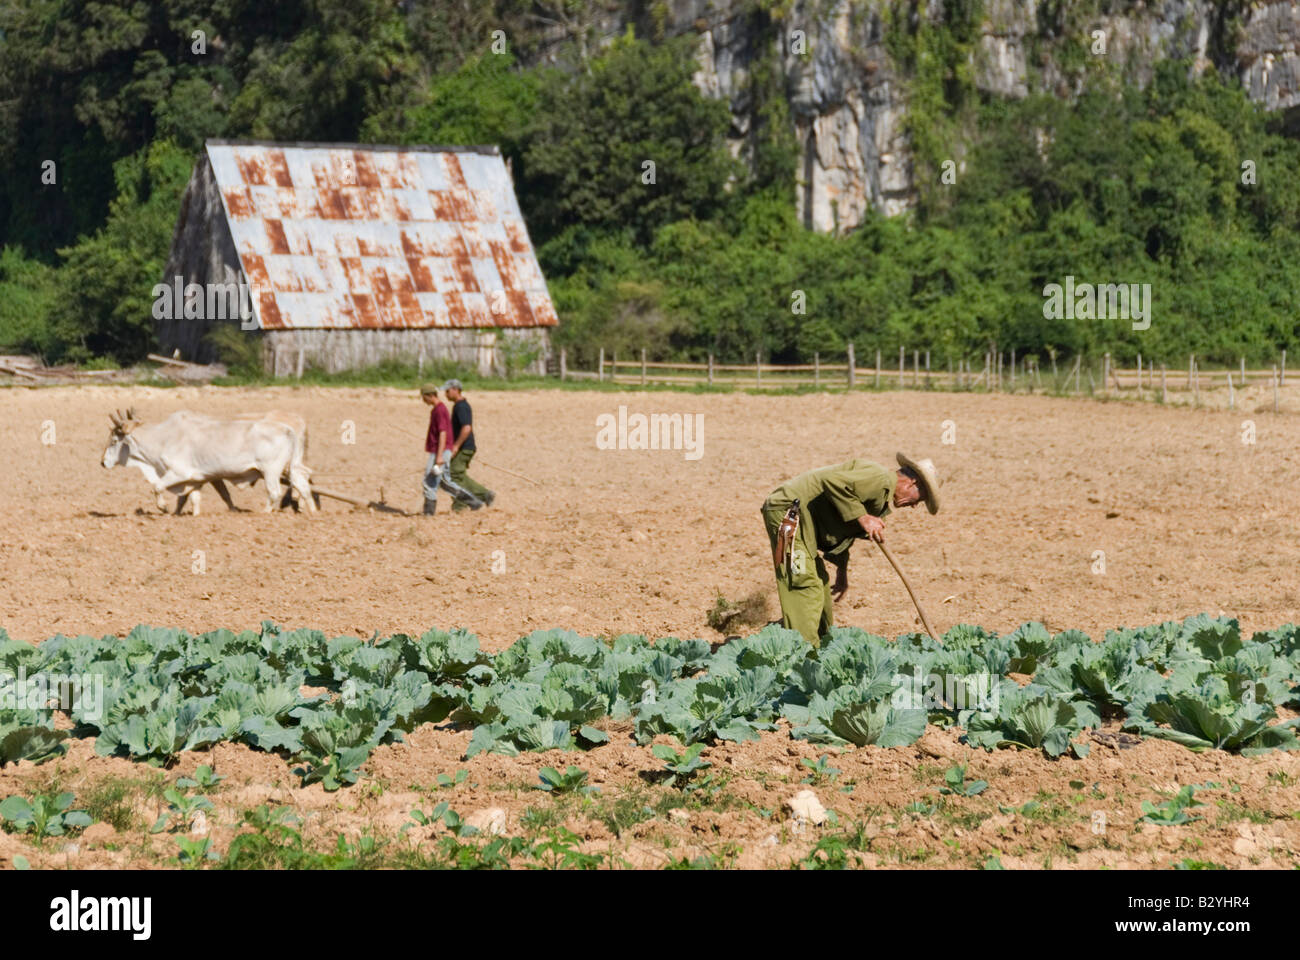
<box><xmin>1</xmin><ymin>384</ymin><xmax>1298</xmax><ymax>869</ymax></box>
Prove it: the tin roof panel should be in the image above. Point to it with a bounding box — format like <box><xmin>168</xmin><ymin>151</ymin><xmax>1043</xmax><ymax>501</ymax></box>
<box><xmin>206</xmin><ymin>141</ymin><xmax>555</xmax><ymax>331</ymax></box>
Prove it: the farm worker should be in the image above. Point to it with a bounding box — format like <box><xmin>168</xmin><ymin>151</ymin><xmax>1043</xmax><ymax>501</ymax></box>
<box><xmin>442</xmin><ymin>379</ymin><xmax>496</xmax><ymax>511</ymax></box>
<box><xmin>761</xmin><ymin>453</ymin><xmax>940</xmax><ymax>647</ymax></box>
<box><xmin>421</xmin><ymin>384</ymin><xmax>484</xmax><ymax>515</ymax></box>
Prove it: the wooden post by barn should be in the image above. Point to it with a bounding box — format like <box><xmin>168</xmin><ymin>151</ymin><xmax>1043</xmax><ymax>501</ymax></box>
<box><xmin>1240</xmin><ymin>356</ymin><xmax>1246</xmax><ymax>386</ymax></box>
<box><xmin>1010</xmin><ymin>347</ymin><xmax>1016</xmax><ymax>388</ymax></box>
<box><xmin>814</xmin><ymin>352</ymin><xmax>820</xmax><ymax>387</ymax></box>
<box><xmin>874</xmin><ymin>349</ymin><xmax>880</xmax><ymax>389</ymax></box>
<box><xmin>708</xmin><ymin>353</ymin><xmax>714</xmax><ymax>385</ymax></box>
<box><xmin>898</xmin><ymin>346</ymin><xmax>905</xmax><ymax>388</ymax></box>
<box><xmin>641</xmin><ymin>348</ymin><xmax>647</xmax><ymax>386</ymax></box>
<box><xmin>925</xmin><ymin>350</ymin><xmax>930</xmax><ymax>389</ymax></box>
<box><xmin>847</xmin><ymin>343</ymin><xmax>856</xmax><ymax>389</ymax></box>
<box><xmin>1275</xmin><ymin>366</ymin><xmax>1281</xmax><ymax>412</ymax></box>
<box><xmin>1161</xmin><ymin>364</ymin><xmax>1167</xmax><ymax>404</ymax></box>
<box><xmin>756</xmin><ymin>351</ymin><xmax>762</xmax><ymax>387</ymax></box>
<box><xmin>1228</xmin><ymin>371</ymin><xmax>1235</xmax><ymax>409</ymax></box>
<box><xmin>1282</xmin><ymin>349</ymin><xmax>1287</xmax><ymax>386</ymax></box>
<box><xmin>560</xmin><ymin>347</ymin><xmax>567</xmax><ymax>381</ymax></box>
<box><xmin>598</xmin><ymin>348</ymin><xmax>605</xmax><ymax>382</ymax></box>
<box><xmin>1103</xmin><ymin>353</ymin><xmax>1110</xmax><ymax>396</ymax></box>
<box><xmin>913</xmin><ymin>349</ymin><xmax>919</xmax><ymax>387</ymax></box>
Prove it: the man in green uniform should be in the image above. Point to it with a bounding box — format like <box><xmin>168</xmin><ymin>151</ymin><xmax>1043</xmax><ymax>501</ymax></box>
<box><xmin>761</xmin><ymin>453</ymin><xmax>941</xmax><ymax>647</ymax></box>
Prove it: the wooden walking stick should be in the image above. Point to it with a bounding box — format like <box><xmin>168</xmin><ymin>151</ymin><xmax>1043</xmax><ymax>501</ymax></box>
<box><xmin>875</xmin><ymin>540</ymin><xmax>940</xmax><ymax>642</ymax></box>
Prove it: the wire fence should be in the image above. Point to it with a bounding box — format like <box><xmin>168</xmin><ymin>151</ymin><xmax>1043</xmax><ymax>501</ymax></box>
<box><xmin>554</xmin><ymin>347</ymin><xmax>1290</xmax><ymax>410</ymax></box>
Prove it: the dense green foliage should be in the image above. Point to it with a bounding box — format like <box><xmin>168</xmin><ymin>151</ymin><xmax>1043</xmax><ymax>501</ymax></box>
<box><xmin>1</xmin><ymin>613</ymin><xmax>1296</xmax><ymax>788</ymax></box>
<box><xmin>0</xmin><ymin>2</ymin><xmax>1295</xmax><ymax>366</ymax></box>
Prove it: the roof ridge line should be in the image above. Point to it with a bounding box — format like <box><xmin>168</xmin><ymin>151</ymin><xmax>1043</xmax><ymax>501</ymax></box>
<box><xmin>205</xmin><ymin>139</ymin><xmax>501</xmax><ymax>155</ymax></box>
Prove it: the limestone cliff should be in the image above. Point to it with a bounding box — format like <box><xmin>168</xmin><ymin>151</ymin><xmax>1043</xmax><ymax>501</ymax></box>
<box><xmin>528</xmin><ymin>1</ymin><xmax>1300</xmax><ymax>232</ymax></box>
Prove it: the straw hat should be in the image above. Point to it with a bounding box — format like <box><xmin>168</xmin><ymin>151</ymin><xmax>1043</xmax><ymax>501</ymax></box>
<box><xmin>896</xmin><ymin>452</ymin><xmax>941</xmax><ymax>515</ymax></box>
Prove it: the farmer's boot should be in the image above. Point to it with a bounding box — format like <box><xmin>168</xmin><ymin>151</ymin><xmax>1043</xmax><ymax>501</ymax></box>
<box><xmin>452</xmin><ymin>488</ymin><xmax>484</xmax><ymax>511</ymax></box>
<box><xmin>423</xmin><ymin>498</ymin><xmax>437</xmax><ymax>516</ymax></box>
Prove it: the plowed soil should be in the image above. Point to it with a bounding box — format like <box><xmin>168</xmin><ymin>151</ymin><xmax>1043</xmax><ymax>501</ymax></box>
<box><xmin>1</xmin><ymin>384</ymin><xmax>1298</xmax><ymax>869</ymax></box>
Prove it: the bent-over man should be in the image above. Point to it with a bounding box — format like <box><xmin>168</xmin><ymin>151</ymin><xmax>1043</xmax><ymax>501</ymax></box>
<box><xmin>761</xmin><ymin>453</ymin><xmax>940</xmax><ymax>647</ymax></box>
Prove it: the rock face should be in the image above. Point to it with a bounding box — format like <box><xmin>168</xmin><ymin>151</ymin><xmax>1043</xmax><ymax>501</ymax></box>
<box><xmin>530</xmin><ymin>1</ymin><xmax>1300</xmax><ymax>233</ymax></box>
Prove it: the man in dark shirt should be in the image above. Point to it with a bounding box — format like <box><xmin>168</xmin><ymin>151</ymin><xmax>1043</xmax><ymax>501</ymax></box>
<box><xmin>421</xmin><ymin>383</ymin><xmax>483</xmax><ymax>514</ymax></box>
<box><xmin>442</xmin><ymin>379</ymin><xmax>495</xmax><ymax>511</ymax></box>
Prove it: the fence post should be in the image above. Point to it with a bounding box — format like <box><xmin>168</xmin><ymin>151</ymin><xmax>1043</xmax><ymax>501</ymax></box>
<box><xmin>1103</xmin><ymin>353</ymin><xmax>1110</xmax><ymax>396</ymax></box>
<box><xmin>814</xmin><ymin>352</ymin><xmax>820</xmax><ymax>387</ymax></box>
<box><xmin>1188</xmin><ymin>355</ymin><xmax>1193</xmax><ymax>395</ymax></box>
<box><xmin>1227</xmin><ymin>371</ymin><xmax>1234</xmax><ymax>409</ymax></box>
<box><xmin>925</xmin><ymin>350</ymin><xmax>931</xmax><ymax>389</ymax></box>
<box><xmin>612</xmin><ymin>351</ymin><xmax>618</xmax><ymax>384</ymax></box>
<box><xmin>1010</xmin><ymin>347</ymin><xmax>1016</xmax><ymax>388</ymax></box>
<box><xmin>1282</xmin><ymin>349</ymin><xmax>1287</xmax><ymax>386</ymax></box>
<box><xmin>1240</xmin><ymin>356</ymin><xmax>1246</xmax><ymax>387</ymax></box>
<box><xmin>756</xmin><ymin>351</ymin><xmax>762</xmax><ymax>387</ymax></box>
<box><xmin>1275</xmin><ymin>365</ymin><xmax>1281</xmax><ymax>413</ymax></box>
<box><xmin>1193</xmin><ymin>359</ymin><xmax>1199</xmax><ymax>406</ymax></box>
<box><xmin>598</xmin><ymin>347</ymin><xmax>605</xmax><ymax>382</ymax></box>
<box><xmin>1136</xmin><ymin>353</ymin><xmax>1141</xmax><ymax>391</ymax></box>
<box><xmin>641</xmin><ymin>348</ymin><xmax>647</xmax><ymax>386</ymax></box>
<box><xmin>874</xmin><ymin>349</ymin><xmax>880</xmax><ymax>389</ymax></box>
<box><xmin>708</xmin><ymin>353</ymin><xmax>714</xmax><ymax>385</ymax></box>
<box><xmin>913</xmin><ymin>349</ymin><xmax>919</xmax><ymax>387</ymax></box>
<box><xmin>899</xmin><ymin>346</ymin><xmax>905</xmax><ymax>389</ymax></box>
<box><xmin>1161</xmin><ymin>364</ymin><xmax>1167</xmax><ymax>404</ymax></box>
<box><xmin>847</xmin><ymin>343</ymin><xmax>856</xmax><ymax>389</ymax></box>
<box><xmin>560</xmin><ymin>347</ymin><xmax>567</xmax><ymax>381</ymax></box>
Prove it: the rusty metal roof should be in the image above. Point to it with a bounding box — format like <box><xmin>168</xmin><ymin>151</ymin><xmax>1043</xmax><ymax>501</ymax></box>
<box><xmin>205</xmin><ymin>140</ymin><xmax>558</xmax><ymax>331</ymax></box>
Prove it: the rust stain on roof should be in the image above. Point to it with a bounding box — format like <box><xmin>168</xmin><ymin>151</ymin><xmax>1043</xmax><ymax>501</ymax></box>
<box><xmin>210</xmin><ymin>140</ymin><xmax>556</xmax><ymax>330</ymax></box>
<box><xmin>207</xmin><ymin>141</ymin><xmax>555</xmax><ymax>331</ymax></box>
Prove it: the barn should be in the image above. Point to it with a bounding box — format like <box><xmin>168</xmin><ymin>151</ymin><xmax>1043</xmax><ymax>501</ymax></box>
<box><xmin>156</xmin><ymin>139</ymin><xmax>558</xmax><ymax>375</ymax></box>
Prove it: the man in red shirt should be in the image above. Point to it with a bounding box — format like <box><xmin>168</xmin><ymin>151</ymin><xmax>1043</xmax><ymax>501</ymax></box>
<box><xmin>421</xmin><ymin>383</ymin><xmax>484</xmax><ymax>515</ymax></box>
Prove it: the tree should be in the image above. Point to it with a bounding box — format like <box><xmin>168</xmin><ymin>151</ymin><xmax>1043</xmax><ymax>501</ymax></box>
<box><xmin>520</xmin><ymin>33</ymin><xmax>741</xmax><ymax>246</ymax></box>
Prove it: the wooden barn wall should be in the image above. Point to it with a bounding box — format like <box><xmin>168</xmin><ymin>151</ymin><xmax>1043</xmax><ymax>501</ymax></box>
<box><xmin>156</xmin><ymin>155</ymin><xmax>244</xmax><ymax>364</ymax></box>
<box><xmin>261</xmin><ymin>327</ymin><xmax>551</xmax><ymax>377</ymax></box>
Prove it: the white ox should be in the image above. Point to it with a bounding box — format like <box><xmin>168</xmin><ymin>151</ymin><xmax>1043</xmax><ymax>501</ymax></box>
<box><xmin>185</xmin><ymin>410</ymin><xmax>315</xmax><ymax>514</ymax></box>
<box><xmin>101</xmin><ymin>407</ymin><xmax>315</xmax><ymax>515</ymax></box>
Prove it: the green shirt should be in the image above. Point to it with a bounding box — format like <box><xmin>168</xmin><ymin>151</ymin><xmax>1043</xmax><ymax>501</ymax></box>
<box><xmin>766</xmin><ymin>459</ymin><xmax>895</xmax><ymax>563</ymax></box>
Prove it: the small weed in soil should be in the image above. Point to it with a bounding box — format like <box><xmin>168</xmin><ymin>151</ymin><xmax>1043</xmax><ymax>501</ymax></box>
<box><xmin>1214</xmin><ymin>801</ymin><xmax>1273</xmax><ymax>825</ymax></box>
<box><xmin>81</xmin><ymin>777</ymin><xmax>145</xmax><ymax>832</ymax></box>
<box><xmin>666</xmin><ymin>842</ymin><xmax>742</xmax><ymax>870</ymax></box>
